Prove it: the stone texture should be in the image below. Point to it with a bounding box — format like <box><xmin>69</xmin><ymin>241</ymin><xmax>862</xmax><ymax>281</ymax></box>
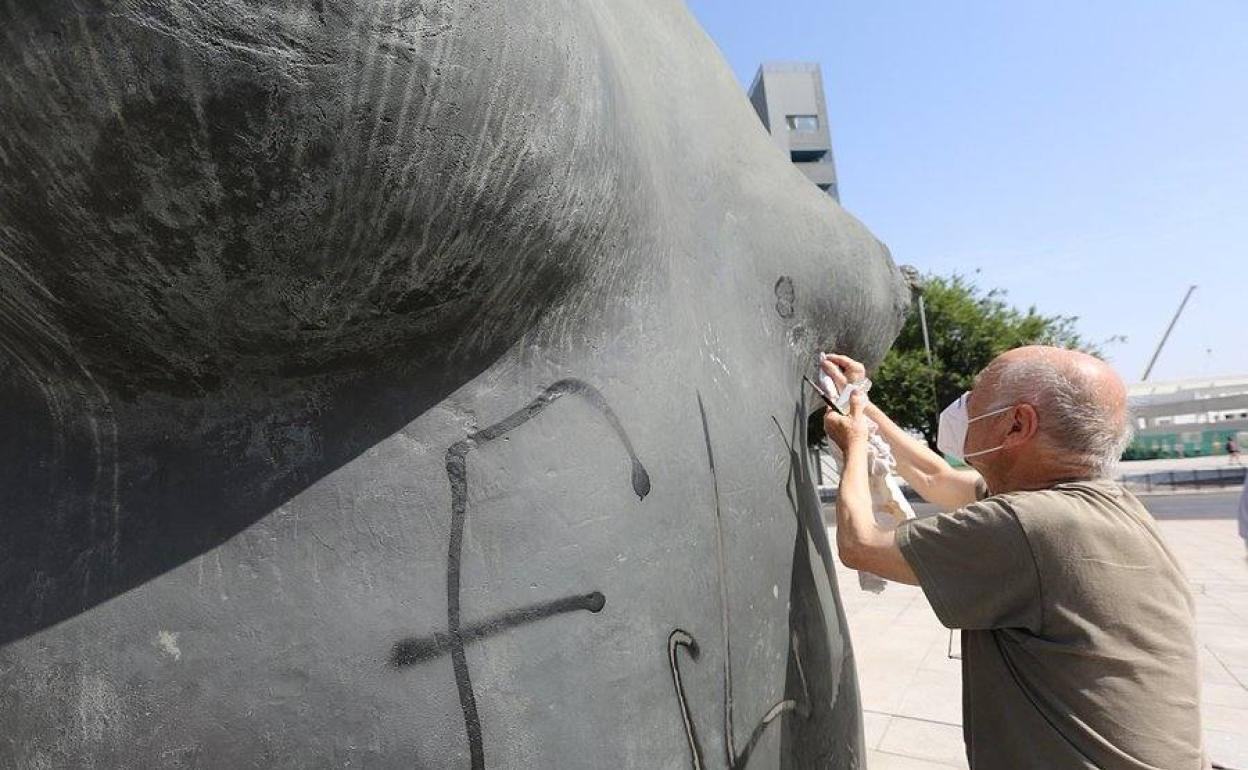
<box><xmin>0</xmin><ymin>1</ymin><xmax>909</xmax><ymax>767</ymax></box>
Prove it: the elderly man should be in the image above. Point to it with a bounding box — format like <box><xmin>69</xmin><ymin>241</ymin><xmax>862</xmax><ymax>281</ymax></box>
<box><xmin>822</xmin><ymin>346</ymin><xmax>1202</xmax><ymax>769</ymax></box>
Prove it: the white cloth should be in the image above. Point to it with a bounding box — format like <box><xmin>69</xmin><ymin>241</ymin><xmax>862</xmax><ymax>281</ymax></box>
<box><xmin>823</xmin><ymin>418</ymin><xmax>915</xmax><ymax>593</ymax></box>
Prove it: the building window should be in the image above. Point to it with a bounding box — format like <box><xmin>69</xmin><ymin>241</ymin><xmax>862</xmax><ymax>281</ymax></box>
<box><xmin>786</xmin><ymin>114</ymin><xmax>820</xmax><ymax>132</ymax></box>
<box><xmin>790</xmin><ymin>149</ymin><xmax>827</xmax><ymax>162</ymax></box>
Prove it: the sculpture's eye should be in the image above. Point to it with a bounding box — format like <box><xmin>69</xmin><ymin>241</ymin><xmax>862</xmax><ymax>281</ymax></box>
<box><xmin>775</xmin><ymin>276</ymin><xmax>796</xmax><ymax>319</ymax></box>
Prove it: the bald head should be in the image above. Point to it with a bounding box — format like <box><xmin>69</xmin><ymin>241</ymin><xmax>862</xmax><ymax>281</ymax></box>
<box><xmin>977</xmin><ymin>346</ymin><xmax>1131</xmax><ymax>477</ymax></box>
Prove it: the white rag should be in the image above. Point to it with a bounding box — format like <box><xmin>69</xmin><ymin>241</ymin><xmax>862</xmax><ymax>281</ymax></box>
<box><xmin>823</xmin><ymin>419</ymin><xmax>915</xmax><ymax>593</ymax></box>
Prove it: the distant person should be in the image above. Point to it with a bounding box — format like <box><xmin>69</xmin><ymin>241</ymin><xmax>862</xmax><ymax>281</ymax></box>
<box><xmin>821</xmin><ymin>346</ymin><xmax>1203</xmax><ymax>769</ymax></box>
<box><xmin>1228</xmin><ymin>436</ymin><xmax>1242</xmax><ymax>466</ymax></box>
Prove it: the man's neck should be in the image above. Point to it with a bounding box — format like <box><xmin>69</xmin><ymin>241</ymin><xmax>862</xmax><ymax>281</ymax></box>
<box><xmin>985</xmin><ymin>455</ymin><xmax>1097</xmax><ymax>495</ymax></box>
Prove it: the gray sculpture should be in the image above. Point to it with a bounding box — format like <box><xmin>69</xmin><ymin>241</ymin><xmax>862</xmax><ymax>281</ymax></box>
<box><xmin>0</xmin><ymin>1</ymin><xmax>910</xmax><ymax>767</ymax></box>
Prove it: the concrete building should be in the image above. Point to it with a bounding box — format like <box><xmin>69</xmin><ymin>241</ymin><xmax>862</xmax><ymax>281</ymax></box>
<box><xmin>747</xmin><ymin>62</ymin><xmax>839</xmax><ymax>200</ymax></box>
<box><xmin>1127</xmin><ymin>374</ymin><xmax>1248</xmax><ymax>457</ymax></box>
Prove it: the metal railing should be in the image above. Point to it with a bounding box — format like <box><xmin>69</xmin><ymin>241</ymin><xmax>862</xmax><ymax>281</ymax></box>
<box><xmin>1119</xmin><ymin>466</ymin><xmax>1246</xmax><ymax>493</ymax></box>
<box><xmin>815</xmin><ymin>448</ymin><xmax>1247</xmax><ymax>499</ymax></box>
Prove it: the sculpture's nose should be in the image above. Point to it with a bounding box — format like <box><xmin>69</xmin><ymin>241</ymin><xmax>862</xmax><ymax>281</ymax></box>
<box><xmin>760</xmin><ymin>187</ymin><xmax>912</xmax><ymax>367</ymax></box>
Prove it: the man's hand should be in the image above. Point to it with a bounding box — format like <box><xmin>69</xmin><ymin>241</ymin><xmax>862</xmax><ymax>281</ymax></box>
<box><xmin>820</xmin><ymin>353</ymin><xmax>867</xmax><ymax>396</ymax></box>
<box><xmin>822</xmin><ymin>351</ymin><xmax>983</xmax><ymax>511</ymax></box>
<box><xmin>828</xmin><ymin>387</ymin><xmax>919</xmax><ymax>586</ymax></box>
<box><xmin>823</xmin><ymin>390</ymin><xmax>870</xmax><ymax>452</ymax></box>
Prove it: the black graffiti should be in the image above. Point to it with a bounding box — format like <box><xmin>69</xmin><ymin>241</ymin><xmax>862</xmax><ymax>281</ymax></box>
<box><xmin>400</xmin><ymin>378</ymin><xmax>650</xmax><ymax>770</ymax></box>
<box><xmin>667</xmin><ymin>394</ymin><xmax>811</xmax><ymax>770</ymax></box>
<box><xmin>668</xmin><ymin>629</ymin><xmax>705</xmax><ymax>768</ymax></box>
<box><xmin>774</xmin><ymin>276</ymin><xmax>796</xmax><ymax>319</ymax></box>
<box><xmin>391</xmin><ymin>592</ymin><xmax>606</xmax><ymax>667</ymax></box>
<box><xmin>669</xmin><ymin>631</ymin><xmax>811</xmax><ymax>770</ymax></box>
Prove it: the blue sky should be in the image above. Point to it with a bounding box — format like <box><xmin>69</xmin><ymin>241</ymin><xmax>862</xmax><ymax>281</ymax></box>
<box><xmin>687</xmin><ymin>1</ymin><xmax>1248</xmax><ymax>383</ymax></box>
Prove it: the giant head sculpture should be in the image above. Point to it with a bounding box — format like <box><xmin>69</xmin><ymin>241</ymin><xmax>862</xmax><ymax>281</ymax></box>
<box><xmin>0</xmin><ymin>1</ymin><xmax>909</xmax><ymax>767</ymax></box>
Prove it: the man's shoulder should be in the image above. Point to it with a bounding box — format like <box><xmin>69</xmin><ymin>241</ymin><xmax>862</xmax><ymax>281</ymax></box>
<box><xmin>989</xmin><ymin>479</ymin><xmax>1130</xmax><ymax>514</ymax></box>
<box><xmin>987</xmin><ymin>479</ymin><xmax>1154</xmax><ymax>548</ymax></box>
<box><xmin>906</xmin><ymin>479</ymin><xmax>1139</xmax><ymax>548</ymax></box>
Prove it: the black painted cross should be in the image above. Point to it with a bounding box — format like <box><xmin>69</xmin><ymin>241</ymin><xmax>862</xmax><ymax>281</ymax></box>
<box><xmin>390</xmin><ymin>379</ymin><xmax>650</xmax><ymax>770</ymax></box>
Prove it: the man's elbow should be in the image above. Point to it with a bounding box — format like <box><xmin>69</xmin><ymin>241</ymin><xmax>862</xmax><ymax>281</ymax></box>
<box><xmin>837</xmin><ymin>538</ymin><xmax>869</xmax><ymax>571</ymax></box>
<box><xmin>911</xmin><ymin>469</ymin><xmax>954</xmax><ymax>507</ymax></box>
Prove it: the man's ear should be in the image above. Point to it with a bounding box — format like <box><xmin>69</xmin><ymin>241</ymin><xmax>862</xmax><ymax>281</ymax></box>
<box><xmin>1008</xmin><ymin>404</ymin><xmax>1041</xmax><ymax>445</ymax></box>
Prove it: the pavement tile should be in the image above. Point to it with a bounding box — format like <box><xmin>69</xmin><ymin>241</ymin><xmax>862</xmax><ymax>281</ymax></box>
<box><xmin>877</xmin><ymin>716</ymin><xmax>968</xmax><ymax>768</ymax></box>
<box><xmin>859</xmin><ymin>630</ymin><xmax>935</xmax><ymax>661</ymax></box>
<box><xmin>893</xmin><ymin>598</ymin><xmax>944</xmax><ymax>628</ymax></box>
<box><xmin>919</xmin><ymin>634</ymin><xmax>961</xmax><ymax>672</ymax></box>
<box><xmin>1202</xmin><ymin>703</ymin><xmax>1248</xmax><ymax>735</ymax></box>
<box><xmin>1203</xmin><ymin>681</ymin><xmax>1248</xmax><ymax>709</ymax></box>
<box><xmin>1202</xmin><ymin>629</ymin><xmax>1248</xmax><ymax>660</ymax></box>
<box><xmin>855</xmin><ymin>661</ymin><xmax>922</xmax><ymax>714</ymax></box>
<box><xmin>863</xmin><ymin>710</ymin><xmax>891</xmax><ymax>750</ymax></box>
<box><xmin>866</xmin><ymin>749</ymin><xmax>965</xmax><ymax>769</ymax></box>
<box><xmin>1194</xmin><ymin>599</ymin><xmax>1245</xmax><ymax>626</ymax></box>
<box><xmin>894</xmin><ymin>668</ymin><xmax>964</xmax><ymax>726</ymax></box>
<box><xmin>1200</xmin><ymin>649</ymin><xmax>1243</xmax><ymax>687</ymax></box>
<box><xmin>1206</xmin><ymin>729</ymin><xmax>1248</xmax><ymax>770</ymax></box>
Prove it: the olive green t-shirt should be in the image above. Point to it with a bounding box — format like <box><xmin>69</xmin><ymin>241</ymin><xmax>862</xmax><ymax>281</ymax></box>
<box><xmin>896</xmin><ymin>480</ymin><xmax>1202</xmax><ymax>769</ymax></box>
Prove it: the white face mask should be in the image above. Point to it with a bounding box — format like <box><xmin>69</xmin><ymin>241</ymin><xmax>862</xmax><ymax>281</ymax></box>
<box><xmin>936</xmin><ymin>392</ymin><xmax>1015</xmax><ymax>461</ymax></box>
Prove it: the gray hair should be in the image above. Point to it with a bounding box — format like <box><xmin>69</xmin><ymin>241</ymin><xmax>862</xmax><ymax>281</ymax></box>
<box><xmin>984</xmin><ymin>356</ymin><xmax>1133</xmax><ymax>477</ymax></box>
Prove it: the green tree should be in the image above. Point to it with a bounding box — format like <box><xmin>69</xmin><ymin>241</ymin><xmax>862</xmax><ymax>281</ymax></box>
<box><xmin>871</xmin><ymin>273</ymin><xmax>1099</xmax><ymax>447</ymax></box>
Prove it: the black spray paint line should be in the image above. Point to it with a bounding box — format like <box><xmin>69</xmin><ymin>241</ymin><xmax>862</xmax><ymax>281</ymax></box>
<box><xmin>665</xmin><ymin>626</ymin><xmax>802</xmax><ymax>770</ymax></box>
<box><xmin>444</xmin><ymin>378</ymin><xmax>650</xmax><ymax>770</ymax></box>
<box><xmin>769</xmin><ymin>414</ymin><xmax>792</xmax><ymax>450</ymax></box>
<box><xmin>724</xmin><ymin>406</ymin><xmax>815</xmax><ymax>768</ymax></box>
<box><xmin>667</xmin><ymin>394</ymin><xmax>813</xmax><ymax>769</ymax></box>
<box><xmin>668</xmin><ymin>629</ymin><xmax>705</xmax><ymax>770</ymax></box>
<box><xmin>461</xmin><ymin>378</ymin><xmax>651</xmax><ymax>499</ymax></box>
<box><xmin>733</xmin><ymin>633</ymin><xmax>811</xmax><ymax>769</ymax></box>
<box><xmin>391</xmin><ymin>592</ymin><xmax>605</xmax><ymax>667</ymax></box>
<box><xmin>696</xmin><ymin>392</ymin><xmax>737</xmax><ymax>767</ymax></box>
<box><xmin>668</xmin><ymin>394</ymin><xmax>813</xmax><ymax>763</ymax></box>
<box><xmin>777</xmin><ymin>400</ymin><xmax>840</xmax><ymax>584</ymax></box>
<box><xmin>771</xmin><ymin>414</ymin><xmax>803</xmax><ymax>526</ymax></box>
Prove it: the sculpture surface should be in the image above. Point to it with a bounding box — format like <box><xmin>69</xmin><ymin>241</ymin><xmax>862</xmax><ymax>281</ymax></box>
<box><xmin>0</xmin><ymin>1</ymin><xmax>910</xmax><ymax>767</ymax></box>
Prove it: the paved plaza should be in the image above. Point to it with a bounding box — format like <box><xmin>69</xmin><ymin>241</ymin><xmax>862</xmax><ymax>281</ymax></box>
<box><xmin>829</xmin><ymin>490</ymin><xmax>1248</xmax><ymax>769</ymax></box>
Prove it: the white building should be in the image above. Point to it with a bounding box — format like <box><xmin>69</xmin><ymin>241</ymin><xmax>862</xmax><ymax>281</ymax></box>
<box><xmin>1128</xmin><ymin>374</ymin><xmax>1248</xmax><ymax>457</ymax></box>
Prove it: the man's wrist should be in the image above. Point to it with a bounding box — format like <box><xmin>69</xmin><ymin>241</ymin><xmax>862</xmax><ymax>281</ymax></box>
<box><xmin>839</xmin><ymin>434</ymin><xmax>869</xmax><ymax>453</ymax></box>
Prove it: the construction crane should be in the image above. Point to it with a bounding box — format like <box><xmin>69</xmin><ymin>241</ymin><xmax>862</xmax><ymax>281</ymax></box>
<box><xmin>1141</xmin><ymin>285</ymin><xmax>1197</xmax><ymax>382</ymax></box>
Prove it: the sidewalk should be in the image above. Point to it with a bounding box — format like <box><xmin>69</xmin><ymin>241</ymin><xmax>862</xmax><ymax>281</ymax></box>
<box><xmin>830</xmin><ymin>499</ymin><xmax>1248</xmax><ymax>769</ymax></box>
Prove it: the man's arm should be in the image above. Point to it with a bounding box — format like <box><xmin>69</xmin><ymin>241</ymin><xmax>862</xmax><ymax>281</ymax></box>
<box><xmin>826</xmin><ymin>392</ymin><xmax>918</xmax><ymax>585</ymax></box>
<box><xmin>862</xmin><ymin>400</ymin><xmax>982</xmax><ymax>510</ymax></box>
<box><xmin>822</xmin><ymin>354</ymin><xmax>980</xmax><ymax>511</ymax></box>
